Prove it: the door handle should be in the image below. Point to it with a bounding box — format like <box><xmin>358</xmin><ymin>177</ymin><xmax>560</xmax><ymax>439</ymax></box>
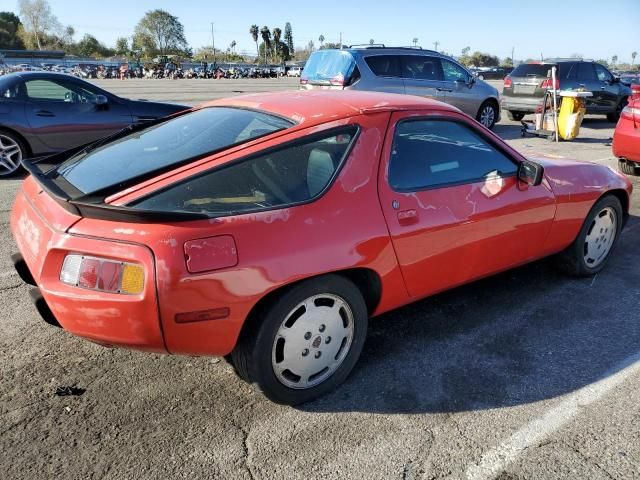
<box><xmin>35</xmin><ymin>110</ymin><xmax>55</xmax><ymax>117</ymax></box>
<box><xmin>397</xmin><ymin>209</ymin><xmax>418</xmax><ymax>226</ymax></box>
<box><xmin>436</xmin><ymin>87</ymin><xmax>453</xmax><ymax>92</ymax></box>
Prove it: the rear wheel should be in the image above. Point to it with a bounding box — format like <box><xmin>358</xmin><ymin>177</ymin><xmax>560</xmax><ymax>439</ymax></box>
<box><xmin>607</xmin><ymin>98</ymin><xmax>628</xmax><ymax>123</ymax></box>
<box><xmin>618</xmin><ymin>159</ymin><xmax>640</xmax><ymax>176</ymax></box>
<box><xmin>555</xmin><ymin>195</ymin><xmax>623</xmax><ymax>276</ymax></box>
<box><xmin>507</xmin><ymin>111</ymin><xmax>526</xmax><ymax>121</ymax></box>
<box><xmin>230</xmin><ymin>275</ymin><xmax>368</xmax><ymax>405</ymax></box>
<box><xmin>477</xmin><ymin>101</ymin><xmax>498</xmax><ymax>129</ymax></box>
<box><xmin>0</xmin><ymin>130</ymin><xmax>26</xmax><ymax>177</ymax></box>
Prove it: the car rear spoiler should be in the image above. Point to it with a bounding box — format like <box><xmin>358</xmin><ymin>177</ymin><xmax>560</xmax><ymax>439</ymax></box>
<box><xmin>22</xmin><ymin>155</ymin><xmax>209</xmax><ymax>223</ymax></box>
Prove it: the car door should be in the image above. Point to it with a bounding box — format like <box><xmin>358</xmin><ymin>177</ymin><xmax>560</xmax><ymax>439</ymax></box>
<box><xmin>571</xmin><ymin>63</ymin><xmax>605</xmax><ymax>112</ymax></box>
<box><xmin>593</xmin><ymin>63</ymin><xmax>622</xmax><ymax>111</ymax></box>
<box><xmin>400</xmin><ymin>55</ymin><xmax>446</xmax><ymax>102</ymax></box>
<box><xmin>439</xmin><ymin>58</ymin><xmax>480</xmax><ymax>116</ymax></box>
<box><xmin>23</xmin><ymin>77</ymin><xmax>133</xmax><ymax>151</ymax></box>
<box><xmin>377</xmin><ymin>111</ymin><xmax>557</xmax><ymax>299</ymax></box>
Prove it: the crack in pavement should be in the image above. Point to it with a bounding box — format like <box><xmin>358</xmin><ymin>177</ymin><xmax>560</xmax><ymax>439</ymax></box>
<box><xmin>231</xmin><ymin>402</ymin><xmax>256</xmax><ymax>480</ymax></box>
<box><xmin>560</xmin><ymin>440</ymin><xmax>617</xmax><ymax>480</ymax></box>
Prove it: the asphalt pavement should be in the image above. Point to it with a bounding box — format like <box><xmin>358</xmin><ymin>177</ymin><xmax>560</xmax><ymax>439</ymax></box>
<box><xmin>0</xmin><ymin>78</ymin><xmax>638</xmax><ymax>480</ymax></box>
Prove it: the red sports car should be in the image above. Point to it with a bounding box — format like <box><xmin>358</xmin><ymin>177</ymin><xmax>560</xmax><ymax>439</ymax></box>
<box><xmin>11</xmin><ymin>91</ymin><xmax>633</xmax><ymax>404</ymax></box>
<box><xmin>613</xmin><ymin>98</ymin><xmax>640</xmax><ymax>176</ymax></box>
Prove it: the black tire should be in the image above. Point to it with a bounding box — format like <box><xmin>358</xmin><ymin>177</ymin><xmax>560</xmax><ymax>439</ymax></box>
<box><xmin>606</xmin><ymin>98</ymin><xmax>628</xmax><ymax>123</ymax></box>
<box><xmin>230</xmin><ymin>274</ymin><xmax>368</xmax><ymax>405</ymax></box>
<box><xmin>507</xmin><ymin>111</ymin><xmax>526</xmax><ymax>121</ymax></box>
<box><xmin>618</xmin><ymin>159</ymin><xmax>639</xmax><ymax>176</ymax></box>
<box><xmin>476</xmin><ymin>100</ymin><xmax>499</xmax><ymax>129</ymax></box>
<box><xmin>478</xmin><ymin>74</ymin><xmax>485</xmax><ymax>80</ymax></box>
<box><xmin>554</xmin><ymin>195</ymin><xmax>623</xmax><ymax>277</ymax></box>
<box><xmin>0</xmin><ymin>129</ymin><xmax>27</xmax><ymax>177</ymax></box>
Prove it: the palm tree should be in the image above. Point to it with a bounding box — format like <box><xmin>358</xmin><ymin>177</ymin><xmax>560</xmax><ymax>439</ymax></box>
<box><xmin>249</xmin><ymin>25</ymin><xmax>259</xmax><ymax>62</ymax></box>
<box><xmin>319</xmin><ymin>34</ymin><xmax>325</xmax><ymax>49</ymax></box>
<box><xmin>369</xmin><ymin>39</ymin><xmax>374</xmax><ymax>45</ymax></box>
<box><xmin>230</xmin><ymin>40</ymin><xmax>236</xmax><ymax>54</ymax></box>
<box><xmin>273</xmin><ymin>27</ymin><xmax>282</xmax><ymax>62</ymax></box>
<box><xmin>412</xmin><ymin>37</ymin><xmax>418</xmax><ymax>47</ymax></box>
<box><xmin>260</xmin><ymin>26</ymin><xmax>271</xmax><ymax>64</ymax></box>
<box><xmin>632</xmin><ymin>51</ymin><xmax>637</xmax><ymax>68</ymax></box>
<box><xmin>611</xmin><ymin>55</ymin><xmax>618</xmax><ymax>68</ymax></box>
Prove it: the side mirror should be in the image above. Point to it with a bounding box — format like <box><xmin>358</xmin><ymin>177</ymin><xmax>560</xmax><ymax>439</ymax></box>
<box><xmin>518</xmin><ymin>160</ymin><xmax>544</xmax><ymax>186</ymax></box>
<box><xmin>93</xmin><ymin>94</ymin><xmax>108</xmax><ymax>106</ymax></box>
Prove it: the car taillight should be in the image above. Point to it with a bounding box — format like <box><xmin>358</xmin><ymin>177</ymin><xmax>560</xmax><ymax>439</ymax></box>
<box><xmin>504</xmin><ymin>76</ymin><xmax>513</xmax><ymax>88</ymax></box>
<box><xmin>300</xmin><ymin>78</ymin><xmax>308</xmax><ymax>85</ymax></box>
<box><xmin>540</xmin><ymin>78</ymin><xmax>559</xmax><ymax>90</ymax></box>
<box><xmin>631</xmin><ymin>84</ymin><xmax>640</xmax><ymax>100</ymax></box>
<box><xmin>621</xmin><ymin>105</ymin><xmax>640</xmax><ymax>121</ymax></box>
<box><xmin>60</xmin><ymin>254</ymin><xmax>144</xmax><ymax>295</ymax></box>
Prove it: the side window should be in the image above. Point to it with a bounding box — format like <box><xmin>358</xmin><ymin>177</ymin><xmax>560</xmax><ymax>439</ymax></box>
<box><xmin>388</xmin><ymin>120</ymin><xmax>517</xmax><ymax>191</ymax></box>
<box><xmin>25</xmin><ymin>79</ymin><xmax>98</xmax><ymax>103</ymax></box>
<box><xmin>131</xmin><ymin>128</ymin><xmax>357</xmax><ymax>215</ymax></box>
<box><xmin>577</xmin><ymin>63</ymin><xmax>596</xmax><ymax>81</ymax></box>
<box><xmin>441</xmin><ymin>59</ymin><xmax>469</xmax><ymax>82</ymax></box>
<box><xmin>364</xmin><ymin>55</ymin><xmax>401</xmax><ymax>77</ymax></box>
<box><xmin>561</xmin><ymin>62</ymin><xmax>577</xmax><ymax>79</ymax></box>
<box><xmin>401</xmin><ymin>56</ymin><xmax>443</xmax><ymax>81</ymax></box>
<box><xmin>594</xmin><ymin>63</ymin><xmax>613</xmax><ymax>82</ymax></box>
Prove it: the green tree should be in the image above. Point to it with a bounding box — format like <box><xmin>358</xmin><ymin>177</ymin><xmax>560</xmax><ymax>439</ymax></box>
<box><xmin>260</xmin><ymin>26</ymin><xmax>271</xmax><ymax>64</ymax></box>
<box><xmin>318</xmin><ymin>34</ymin><xmax>325</xmax><ymax>48</ymax></box>
<box><xmin>75</xmin><ymin>34</ymin><xmax>111</xmax><ymax>57</ymax></box>
<box><xmin>611</xmin><ymin>55</ymin><xmax>618</xmax><ymax>67</ymax></box>
<box><xmin>461</xmin><ymin>46</ymin><xmax>470</xmax><ymax>56</ymax></box>
<box><xmin>632</xmin><ymin>51</ymin><xmax>637</xmax><ymax>68</ymax></box>
<box><xmin>284</xmin><ymin>22</ymin><xmax>294</xmax><ymax>56</ymax></box>
<box><xmin>134</xmin><ymin>9</ymin><xmax>188</xmax><ymax>57</ymax></box>
<box><xmin>369</xmin><ymin>38</ymin><xmax>374</xmax><ymax>45</ymax></box>
<box><xmin>273</xmin><ymin>27</ymin><xmax>282</xmax><ymax>61</ymax></box>
<box><xmin>230</xmin><ymin>40</ymin><xmax>236</xmax><ymax>54</ymax></box>
<box><xmin>18</xmin><ymin>0</ymin><xmax>61</xmax><ymax>50</ymax></box>
<box><xmin>249</xmin><ymin>24</ymin><xmax>259</xmax><ymax>61</ymax></box>
<box><xmin>115</xmin><ymin>37</ymin><xmax>129</xmax><ymax>56</ymax></box>
<box><xmin>501</xmin><ymin>56</ymin><xmax>513</xmax><ymax>68</ymax></box>
<box><xmin>468</xmin><ymin>51</ymin><xmax>499</xmax><ymax>67</ymax></box>
<box><xmin>321</xmin><ymin>41</ymin><xmax>340</xmax><ymax>50</ymax></box>
<box><xmin>0</xmin><ymin>12</ymin><xmax>26</xmax><ymax>49</ymax></box>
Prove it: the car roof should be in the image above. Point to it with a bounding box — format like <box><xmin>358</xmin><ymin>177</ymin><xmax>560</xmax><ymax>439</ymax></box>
<box><xmin>203</xmin><ymin>90</ymin><xmax>458</xmax><ymax>127</ymax></box>
<box><xmin>14</xmin><ymin>71</ymin><xmax>81</xmax><ymax>80</ymax></box>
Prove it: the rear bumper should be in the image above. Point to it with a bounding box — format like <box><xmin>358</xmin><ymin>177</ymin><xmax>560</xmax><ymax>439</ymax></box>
<box><xmin>501</xmin><ymin>96</ymin><xmax>542</xmax><ymax>113</ymax></box>
<box><xmin>10</xmin><ymin>187</ymin><xmax>167</xmax><ymax>353</ymax></box>
<box><xmin>613</xmin><ymin>119</ymin><xmax>640</xmax><ymax>163</ymax></box>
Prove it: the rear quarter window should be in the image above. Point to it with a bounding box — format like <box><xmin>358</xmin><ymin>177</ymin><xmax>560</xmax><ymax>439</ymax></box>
<box><xmin>364</xmin><ymin>55</ymin><xmax>401</xmax><ymax>77</ymax></box>
<box><xmin>130</xmin><ymin>127</ymin><xmax>358</xmax><ymax>216</ymax></box>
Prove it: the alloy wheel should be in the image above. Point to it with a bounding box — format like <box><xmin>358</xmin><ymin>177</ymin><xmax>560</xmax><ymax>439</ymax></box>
<box><xmin>583</xmin><ymin>207</ymin><xmax>617</xmax><ymax>267</ymax></box>
<box><xmin>0</xmin><ymin>134</ymin><xmax>23</xmax><ymax>176</ymax></box>
<box><xmin>479</xmin><ymin>105</ymin><xmax>496</xmax><ymax>128</ymax></box>
<box><xmin>271</xmin><ymin>293</ymin><xmax>355</xmax><ymax>389</ymax></box>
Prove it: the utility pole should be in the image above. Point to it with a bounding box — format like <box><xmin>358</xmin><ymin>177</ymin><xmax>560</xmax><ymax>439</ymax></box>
<box><xmin>511</xmin><ymin>46</ymin><xmax>514</xmax><ymax>66</ymax></box>
<box><xmin>433</xmin><ymin>41</ymin><xmax>439</xmax><ymax>52</ymax></box>
<box><xmin>211</xmin><ymin>22</ymin><xmax>216</xmax><ymax>65</ymax></box>
<box><xmin>339</xmin><ymin>32</ymin><xmax>342</xmax><ymax>49</ymax></box>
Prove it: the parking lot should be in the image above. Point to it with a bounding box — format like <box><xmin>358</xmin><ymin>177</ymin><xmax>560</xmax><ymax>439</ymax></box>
<box><xmin>1</xmin><ymin>78</ymin><xmax>639</xmax><ymax>480</ymax></box>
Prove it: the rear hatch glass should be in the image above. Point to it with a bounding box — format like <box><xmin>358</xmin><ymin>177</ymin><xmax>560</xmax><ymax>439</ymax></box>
<box><xmin>53</xmin><ymin>107</ymin><xmax>293</xmax><ymax>196</ymax></box>
<box><xmin>301</xmin><ymin>50</ymin><xmax>356</xmax><ymax>85</ymax></box>
<box><xmin>507</xmin><ymin>63</ymin><xmax>555</xmax><ymax>96</ymax></box>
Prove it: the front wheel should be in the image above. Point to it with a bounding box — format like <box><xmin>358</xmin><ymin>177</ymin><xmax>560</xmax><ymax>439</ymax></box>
<box><xmin>230</xmin><ymin>275</ymin><xmax>368</xmax><ymax>405</ymax></box>
<box><xmin>477</xmin><ymin>101</ymin><xmax>499</xmax><ymax>129</ymax></box>
<box><xmin>554</xmin><ymin>195</ymin><xmax>623</xmax><ymax>276</ymax></box>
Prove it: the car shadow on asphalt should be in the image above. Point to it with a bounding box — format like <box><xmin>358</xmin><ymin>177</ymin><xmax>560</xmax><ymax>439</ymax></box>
<box><xmin>300</xmin><ymin>215</ymin><xmax>640</xmax><ymax>414</ymax></box>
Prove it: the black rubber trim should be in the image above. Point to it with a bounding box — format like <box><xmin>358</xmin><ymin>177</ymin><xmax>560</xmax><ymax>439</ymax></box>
<box><xmin>29</xmin><ymin>288</ymin><xmax>61</xmax><ymax>328</ymax></box>
<box><xmin>11</xmin><ymin>252</ymin><xmax>36</xmax><ymax>286</ymax></box>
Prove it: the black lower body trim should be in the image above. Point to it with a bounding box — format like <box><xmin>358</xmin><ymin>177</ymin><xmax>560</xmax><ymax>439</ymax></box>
<box><xmin>29</xmin><ymin>288</ymin><xmax>61</xmax><ymax>328</ymax></box>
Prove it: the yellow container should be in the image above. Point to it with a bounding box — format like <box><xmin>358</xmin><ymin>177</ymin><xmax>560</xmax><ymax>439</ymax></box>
<box><xmin>558</xmin><ymin>96</ymin><xmax>586</xmax><ymax>140</ymax></box>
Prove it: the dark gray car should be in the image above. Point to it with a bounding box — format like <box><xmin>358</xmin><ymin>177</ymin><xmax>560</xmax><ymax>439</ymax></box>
<box><xmin>300</xmin><ymin>46</ymin><xmax>501</xmax><ymax>129</ymax></box>
<box><xmin>501</xmin><ymin>60</ymin><xmax>631</xmax><ymax>122</ymax></box>
<box><xmin>0</xmin><ymin>72</ymin><xmax>188</xmax><ymax>176</ymax></box>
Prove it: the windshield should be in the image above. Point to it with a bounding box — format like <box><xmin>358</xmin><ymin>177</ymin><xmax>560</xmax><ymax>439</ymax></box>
<box><xmin>55</xmin><ymin>107</ymin><xmax>293</xmax><ymax>195</ymax></box>
<box><xmin>301</xmin><ymin>50</ymin><xmax>355</xmax><ymax>82</ymax></box>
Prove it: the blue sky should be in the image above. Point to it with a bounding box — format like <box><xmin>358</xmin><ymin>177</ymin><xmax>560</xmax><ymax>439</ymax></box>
<box><xmin>18</xmin><ymin>0</ymin><xmax>640</xmax><ymax>62</ymax></box>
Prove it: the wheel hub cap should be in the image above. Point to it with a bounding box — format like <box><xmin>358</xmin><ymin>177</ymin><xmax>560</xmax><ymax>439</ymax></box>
<box><xmin>480</xmin><ymin>106</ymin><xmax>495</xmax><ymax>127</ymax></box>
<box><xmin>271</xmin><ymin>293</ymin><xmax>354</xmax><ymax>390</ymax></box>
<box><xmin>0</xmin><ymin>134</ymin><xmax>22</xmax><ymax>175</ymax></box>
<box><xmin>583</xmin><ymin>207</ymin><xmax>617</xmax><ymax>267</ymax></box>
